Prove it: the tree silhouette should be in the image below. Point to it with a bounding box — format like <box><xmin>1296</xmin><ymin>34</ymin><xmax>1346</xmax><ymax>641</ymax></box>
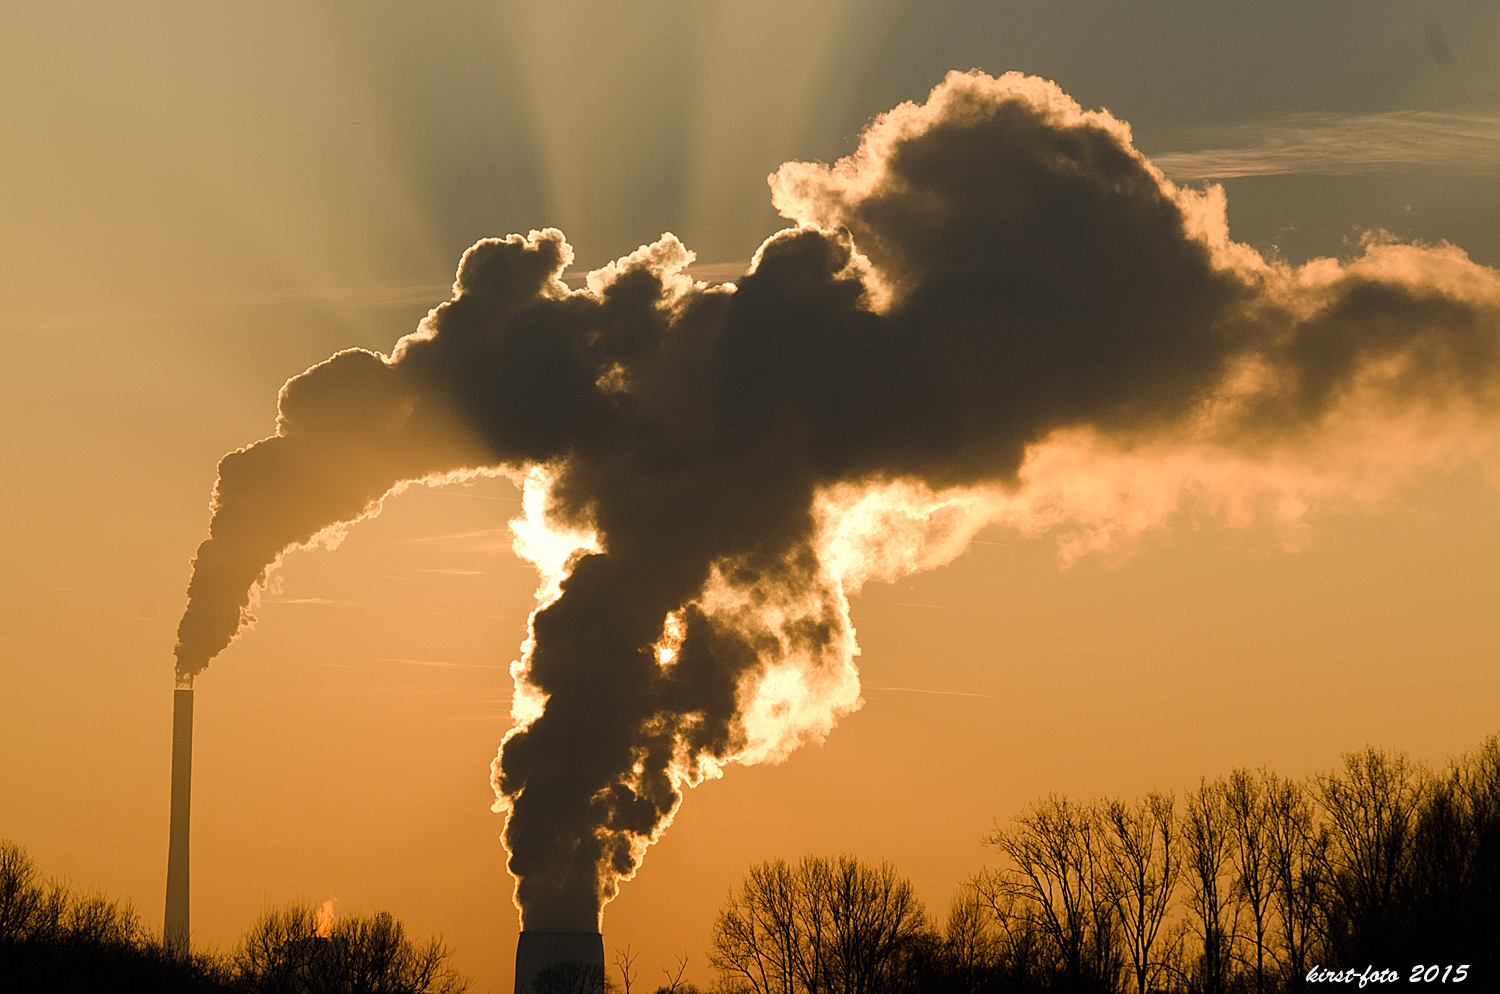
<box><xmin>1263</xmin><ymin>774</ymin><xmax>1326</xmax><ymax>992</ymax></box>
<box><xmin>0</xmin><ymin>839</ymin><xmax>231</xmax><ymax>992</ymax></box>
<box><xmin>1182</xmin><ymin>781</ymin><xmax>1234</xmax><ymax>994</ymax></box>
<box><xmin>711</xmin><ymin>859</ymin><xmax>801</xmax><ymax>994</ymax></box>
<box><xmin>1104</xmin><ymin>792</ymin><xmax>1179</xmax><ymax>994</ymax></box>
<box><xmin>651</xmin><ymin>952</ymin><xmax>697</xmax><ymax>994</ymax></box>
<box><xmin>974</xmin><ymin>795</ymin><xmax>1123</xmax><ymax>993</ymax></box>
<box><xmin>1315</xmin><ymin>747</ymin><xmax>1427</xmax><ymax>966</ymax></box>
<box><xmin>1222</xmin><ymin>770</ymin><xmax>1274</xmax><ymax>994</ymax></box>
<box><xmin>233</xmin><ymin>903</ymin><xmax>466</xmax><ymax>994</ymax></box>
<box><xmin>1400</xmin><ymin>735</ymin><xmax>1500</xmax><ymax>974</ymax></box>
<box><xmin>614</xmin><ymin>944</ymin><xmax>638</xmax><ymax>994</ymax></box>
<box><xmin>711</xmin><ymin>856</ymin><xmax>931</xmax><ymax>994</ymax></box>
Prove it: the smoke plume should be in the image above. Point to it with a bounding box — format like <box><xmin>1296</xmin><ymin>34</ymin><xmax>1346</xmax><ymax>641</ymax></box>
<box><xmin>175</xmin><ymin>71</ymin><xmax>1500</xmax><ymax>930</ymax></box>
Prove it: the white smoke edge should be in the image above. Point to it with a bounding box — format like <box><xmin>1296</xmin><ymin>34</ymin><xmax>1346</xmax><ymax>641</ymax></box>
<box><xmin>493</xmin><ymin>463</ymin><xmax>605</xmax><ymax>746</ymax></box>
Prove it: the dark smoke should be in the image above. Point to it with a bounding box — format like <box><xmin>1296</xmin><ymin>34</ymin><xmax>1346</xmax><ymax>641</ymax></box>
<box><xmin>174</xmin><ymin>71</ymin><xmax>1500</xmax><ymax>930</ymax></box>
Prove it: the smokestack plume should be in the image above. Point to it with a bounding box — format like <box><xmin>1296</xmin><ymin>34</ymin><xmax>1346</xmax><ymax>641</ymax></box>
<box><xmin>513</xmin><ymin>931</ymin><xmax>606</xmax><ymax>994</ymax></box>
<box><xmin>173</xmin><ymin>70</ymin><xmax>1500</xmax><ymax>932</ymax></box>
<box><xmin>164</xmin><ymin>675</ymin><xmax>193</xmax><ymax>955</ymax></box>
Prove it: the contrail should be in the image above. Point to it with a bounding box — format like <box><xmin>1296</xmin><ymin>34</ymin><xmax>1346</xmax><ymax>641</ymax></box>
<box><xmin>865</xmin><ymin>686</ymin><xmax>997</xmax><ymax>699</ymax></box>
<box><xmin>175</xmin><ymin>70</ymin><xmax>1500</xmax><ymax>933</ymax></box>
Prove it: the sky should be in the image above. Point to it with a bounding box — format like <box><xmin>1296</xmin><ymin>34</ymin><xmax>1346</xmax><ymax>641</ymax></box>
<box><xmin>3</xmin><ymin>2</ymin><xmax>1500</xmax><ymax>992</ymax></box>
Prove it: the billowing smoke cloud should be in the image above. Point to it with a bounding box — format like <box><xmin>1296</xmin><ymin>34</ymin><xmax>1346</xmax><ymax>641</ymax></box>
<box><xmin>175</xmin><ymin>70</ymin><xmax>1500</xmax><ymax>930</ymax></box>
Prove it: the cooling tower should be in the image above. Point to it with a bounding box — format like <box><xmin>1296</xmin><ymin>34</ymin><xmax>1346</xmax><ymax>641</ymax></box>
<box><xmin>164</xmin><ymin>677</ymin><xmax>193</xmax><ymax>955</ymax></box>
<box><xmin>514</xmin><ymin>931</ymin><xmax>606</xmax><ymax>994</ymax></box>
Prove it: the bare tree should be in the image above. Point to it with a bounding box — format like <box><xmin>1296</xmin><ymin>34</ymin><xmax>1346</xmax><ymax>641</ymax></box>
<box><xmin>966</xmin><ymin>880</ymin><xmax>1053</xmax><ymax>991</ymax></box>
<box><xmin>710</xmin><ymin>856</ymin><xmax>931</xmax><ymax>994</ymax></box>
<box><xmin>976</xmin><ymin>795</ymin><xmax>1122</xmax><ymax>992</ymax></box>
<box><xmin>712</xmin><ymin>860</ymin><xmax>800</xmax><ymax>994</ymax></box>
<box><xmin>614</xmin><ymin>944</ymin><xmax>638</xmax><ymax>994</ymax></box>
<box><xmin>1222</xmin><ymin>770</ymin><xmax>1274</xmax><ymax>994</ymax></box>
<box><xmin>1265</xmin><ymin>774</ymin><xmax>1325</xmax><ymax>993</ymax></box>
<box><xmin>1182</xmin><ymin>780</ymin><xmax>1236</xmax><ymax>994</ymax></box>
<box><xmin>793</xmin><ymin>857</ymin><xmax>834</xmax><ymax>994</ymax></box>
<box><xmin>941</xmin><ymin>893</ymin><xmax>998</xmax><ymax>982</ymax></box>
<box><xmin>820</xmin><ymin>857</ymin><xmax>929</xmax><ymax>994</ymax></box>
<box><xmin>1432</xmin><ymin>735</ymin><xmax>1500</xmax><ymax>971</ymax></box>
<box><xmin>1315</xmin><ymin>747</ymin><xmax>1428</xmax><ymax>965</ymax></box>
<box><xmin>1104</xmin><ymin>792</ymin><xmax>1179</xmax><ymax>994</ymax></box>
<box><xmin>0</xmin><ymin>841</ymin><xmax>44</xmax><ymax>943</ymax></box>
<box><xmin>655</xmin><ymin>952</ymin><xmax>691</xmax><ymax>994</ymax></box>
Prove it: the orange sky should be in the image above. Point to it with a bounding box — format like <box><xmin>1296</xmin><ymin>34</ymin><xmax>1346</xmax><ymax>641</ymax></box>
<box><xmin>4</xmin><ymin>4</ymin><xmax>1500</xmax><ymax>992</ymax></box>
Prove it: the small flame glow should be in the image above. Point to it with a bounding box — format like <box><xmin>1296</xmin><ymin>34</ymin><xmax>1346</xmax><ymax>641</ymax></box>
<box><xmin>315</xmin><ymin>897</ymin><xmax>337</xmax><ymax>938</ymax></box>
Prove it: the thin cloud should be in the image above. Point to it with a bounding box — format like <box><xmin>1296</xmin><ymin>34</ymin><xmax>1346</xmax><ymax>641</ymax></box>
<box><xmin>1153</xmin><ymin>111</ymin><xmax>1500</xmax><ymax>179</ymax></box>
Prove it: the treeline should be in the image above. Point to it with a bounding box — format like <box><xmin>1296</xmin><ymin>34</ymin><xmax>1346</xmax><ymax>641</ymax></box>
<box><xmin>0</xmin><ymin>840</ymin><xmax>467</xmax><ymax>994</ymax></box>
<box><xmin>710</xmin><ymin>736</ymin><xmax>1499</xmax><ymax>994</ymax></box>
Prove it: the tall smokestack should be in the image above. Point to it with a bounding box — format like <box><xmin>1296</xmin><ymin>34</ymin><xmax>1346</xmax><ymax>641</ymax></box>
<box><xmin>513</xmin><ymin>931</ymin><xmax>606</xmax><ymax>994</ymax></box>
<box><xmin>164</xmin><ymin>674</ymin><xmax>193</xmax><ymax>956</ymax></box>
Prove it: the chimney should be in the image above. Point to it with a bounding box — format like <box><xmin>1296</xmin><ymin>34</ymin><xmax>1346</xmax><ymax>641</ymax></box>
<box><xmin>514</xmin><ymin>931</ymin><xmax>606</xmax><ymax>994</ymax></box>
<box><xmin>164</xmin><ymin>675</ymin><xmax>193</xmax><ymax>955</ymax></box>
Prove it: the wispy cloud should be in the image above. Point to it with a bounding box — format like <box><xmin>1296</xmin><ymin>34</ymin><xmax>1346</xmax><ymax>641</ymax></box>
<box><xmin>265</xmin><ymin>596</ymin><xmax>357</xmax><ymax>606</ymax></box>
<box><xmin>1152</xmin><ymin>111</ymin><xmax>1500</xmax><ymax>179</ymax></box>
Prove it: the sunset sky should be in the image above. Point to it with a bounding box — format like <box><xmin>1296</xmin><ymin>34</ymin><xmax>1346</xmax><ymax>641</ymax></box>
<box><xmin>4</xmin><ymin>3</ymin><xmax>1500</xmax><ymax>992</ymax></box>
